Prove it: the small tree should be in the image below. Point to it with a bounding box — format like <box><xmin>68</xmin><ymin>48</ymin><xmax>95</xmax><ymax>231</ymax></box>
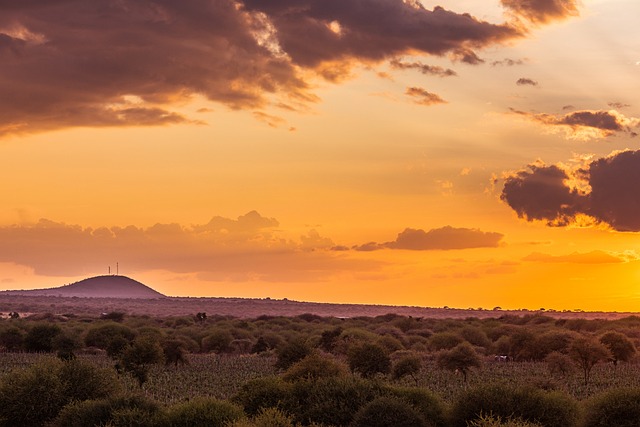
<box><xmin>347</xmin><ymin>342</ymin><xmax>391</xmax><ymax>378</ymax></box>
<box><xmin>437</xmin><ymin>342</ymin><xmax>482</xmax><ymax>383</ymax></box>
<box><xmin>599</xmin><ymin>331</ymin><xmax>636</xmax><ymax>367</ymax></box>
<box><xmin>568</xmin><ymin>337</ymin><xmax>611</xmax><ymax>386</ymax></box>
<box><xmin>546</xmin><ymin>351</ymin><xmax>575</xmax><ymax>377</ymax></box>
<box><xmin>118</xmin><ymin>337</ymin><xmax>164</xmax><ymax>386</ymax></box>
<box><xmin>0</xmin><ymin>327</ymin><xmax>25</xmax><ymax>351</ymax></box>
<box><xmin>24</xmin><ymin>323</ymin><xmax>62</xmax><ymax>352</ymax></box>
<box><xmin>53</xmin><ymin>332</ymin><xmax>80</xmax><ymax>361</ymax></box>
<box><xmin>163</xmin><ymin>339</ymin><xmax>189</xmax><ymax>367</ymax></box>
<box><xmin>275</xmin><ymin>339</ymin><xmax>311</xmax><ymax>371</ymax></box>
<box><xmin>392</xmin><ymin>354</ymin><xmax>422</xmax><ymax>386</ymax></box>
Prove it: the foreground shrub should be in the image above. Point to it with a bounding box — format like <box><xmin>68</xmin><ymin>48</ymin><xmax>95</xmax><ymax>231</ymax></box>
<box><xmin>164</xmin><ymin>397</ymin><xmax>245</xmax><ymax>427</ymax></box>
<box><xmin>0</xmin><ymin>358</ymin><xmax>120</xmax><ymax>427</ymax></box>
<box><xmin>230</xmin><ymin>408</ymin><xmax>295</xmax><ymax>427</ymax></box>
<box><xmin>351</xmin><ymin>396</ymin><xmax>427</xmax><ymax>427</ymax></box>
<box><xmin>286</xmin><ymin>376</ymin><xmax>383</xmax><ymax>426</ymax></box>
<box><xmin>388</xmin><ymin>387</ymin><xmax>446</xmax><ymax>427</ymax></box>
<box><xmin>582</xmin><ymin>388</ymin><xmax>640</xmax><ymax>427</ymax></box>
<box><xmin>468</xmin><ymin>413</ymin><xmax>542</xmax><ymax>427</ymax></box>
<box><xmin>449</xmin><ymin>384</ymin><xmax>578</xmax><ymax>427</ymax></box>
<box><xmin>51</xmin><ymin>394</ymin><xmax>162</xmax><ymax>427</ymax></box>
<box><xmin>283</xmin><ymin>353</ymin><xmax>347</xmax><ymax>382</ymax></box>
<box><xmin>233</xmin><ymin>377</ymin><xmax>292</xmax><ymax>417</ymax></box>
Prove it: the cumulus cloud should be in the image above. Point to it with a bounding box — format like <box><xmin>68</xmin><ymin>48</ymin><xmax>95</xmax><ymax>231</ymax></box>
<box><xmin>510</xmin><ymin>108</ymin><xmax>640</xmax><ymax>140</ymax></box>
<box><xmin>0</xmin><ymin>211</ymin><xmax>373</xmax><ymax>281</ymax></box>
<box><xmin>352</xmin><ymin>226</ymin><xmax>504</xmax><ymax>251</ymax></box>
<box><xmin>406</xmin><ymin>87</ymin><xmax>447</xmax><ymax>106</ymax></box>
<box><xmin>516</xmin><ymin>77</ymin><xmax>538</xmax><ymax>86</ymax></box>
<box><xmin>390</xmin><ymin>59</ymin><xmax>457</xmax><ymax>77</ymax></box>
<box><xmin>0</xmin><ymin>0</ymin><xmax>534</xmax><ymax>136</ymax></box>
<box><xmin>501</xmin><ymin>150</ymin><xmax>640</xmax><ymax>231</ymax></box>
<box><xmin>501</xmin><ymin>0</ymin><xmax>579</xmax><ymax>24</ymax></box>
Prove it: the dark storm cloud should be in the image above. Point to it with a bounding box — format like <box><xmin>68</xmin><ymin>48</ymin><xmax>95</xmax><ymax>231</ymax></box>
<box><xmin>501</xmin><ymin>150</ymin><xmax>640</xmax><ymax>231</ymax></box>
<box><xmin>406</xmin><ymin>87</ymin><xmax>447</xmax><ymax>106</ymax></box>
<box><xmin>0</xmin><ymin>0</ymin><xmax>584</xmax><ymax>137</ymax></box>
<box><xmin>390</xmin><ymin>59</ymin><xmax>457</xmax><ymax>77</ymax></box>
<box><xmin>241</xmin><ymin>2</ymin><xmax>519</xmax><ymax>68</ymax></box>
<box><xmin>516</xmin><ymin>77</ymin><xmax>538</xmax><ymax>86</ymax></box>
<box><xmin>0</xmin><ymin>0</ymin><xmax>310</xmax><ymax>136</ymax></box>
<box><xmin>510</xmin><ymin>108</ymin><xmax>640</xmax><ymax>138</ymax></box>
<box><xmin>352</xmin><ymin>226</ymin><xmax>504</xmax><ymax>251</ymax></box>
<box><xmin>501</xmin><ymin>0</ymin><xmax>579</xmax><ymax>24</ymax></box>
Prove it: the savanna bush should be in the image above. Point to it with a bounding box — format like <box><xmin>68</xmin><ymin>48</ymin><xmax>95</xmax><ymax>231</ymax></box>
<box><xmin>0</xmin><ymin>358</ymin><xmax>120</xmax><ymax>427</ymax></box>
<box><xmin>286</xmin><ymin>376</ymin><xmax>383</xmax><ymax>426</ymax></box>
<box><xmin>351</xmin><ymin>396</ymin><xmax>427</xmax><ymax>427</ymax></box>
<box><xmin>233</xmin><ymin>377</ymin><xmax>292</xmax><ymax>416</ymax></box>
<box><xmin>275</xmin><ymin>339</ymin><xmax>311</xmax><ymax>370</ymax></box>
<box><xmin>24</xmin><ymin>323</ymin><xmax>61</xmax><ymax>352</ymax></box>
<box><xmin>582</xmin><ymin>388</ymin><xmax>640</xmax><ymax>427</ymax></box>
<box><xmin>51</xmin><ymin>394</ymin><xmax>162</xmax><ymax>427</ymax></box>
<box><xmin>163</xmin><ymin>397</ymin><xmax>245</xmax><ymax>427</ymax></box>
<box><xmin>282</xmin><ymin>352</ymin><xmax>347</xmax><ymax>382</ymax></box>
<box><xmin>388</xmin><ymin>387</ymin><xmax>447</xmax><ymax>427</ymax></box>
<box><xmin>448</xmin><ymin>384</ymin><xmax>579</xmax><ymax>427</ymax></box>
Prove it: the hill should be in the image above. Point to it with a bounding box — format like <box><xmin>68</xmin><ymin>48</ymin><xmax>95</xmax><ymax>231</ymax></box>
<box><xmin>1</xmin><ymin>275</ymin><xmax>165</xmax><ymax>299</ymax></box>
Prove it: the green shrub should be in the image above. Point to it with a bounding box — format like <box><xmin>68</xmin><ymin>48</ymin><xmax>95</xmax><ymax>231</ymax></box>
<box><xmin>467</xmin><ymin>413</ymin><xmax>542</xmax><ymax>427</ymax></box>
<box><xmin>283</xmin><ymin>353</ymin><xmax>347</xmax><ymax>382</ymax></box>
<box><xmin>347</xmin><ymin>343</ymin><xmax>391</xmax><ymax>378</ymax></box>
<box><xmin>392</xmin><ymin>354</ymin><xmax>422</xmax><ymax>384</ymax></box>
<box><xmin>0</xmin><ymin>358</ymin><xmax>120</xmax><ymax>426</ymax></box>
<box><xmin>351</xmin><ymin>396</ymin><xmax>427</xmax><ymax>427</ymax></box>
<box><xmin>164</xmin><ymin>397</ymin><xmax>244</xmax><ymax>427</ymax></box>
<box><xmin>230</xmin><ymin>408</ymin><xmax>295</xmax><ymax>427</ymax></box>
<box><xmin>0</xmin><ymin>327</ymin><xmax>25</xmax><ymax>351</ymax></box>
<box><xmin>428</xmin><ymin>332</ymin><xmax>463</xmax><ymax>351</ymax></box>
<box><xmin>275</xmin><ymin>339</ymin><xmax>311</xmax><ymax>370</ymax></box>
<box><xmin>85</xmin><ymin>323</ymin><xmax>136</xmax><ymax>355</ymax></box>
<box><xmin>52</xmin><ymin>394</ymin><xmax>162</xmax><ymax>427</ymax></box>
<box><xmin>202</xmin><ymin>329</ymin><xmax>234</xmax><ymax>353</ymax></box>
<box><xmin>286</xmin><ymin>376</ymin><xmax>383</xmax><ymax>426</ymax></box>
<box><xmin>387</xmin><ymin>387</ymin><xmax>446</xmax><ymax>427</ymax></box>
<box><xmin>582</xmin><ymin>388</ymin><xmax>640</xmax><ymax>427</ymax></box>
<box><xmin>233</xmin><ymin>377</ymin><xmax>292</xmax><ymax>416</ymax></box>
<box><xmin>449</xmin><ymin>384</ymin><xmax>578</xmax><ymax>427</ymax></box>
<box><xmin>24</xmin><ymin>323</ymin><xmax>61</xmax><ymax>352</ymax></box>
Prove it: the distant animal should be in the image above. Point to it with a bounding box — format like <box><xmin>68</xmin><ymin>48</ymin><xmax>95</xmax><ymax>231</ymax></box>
<box><xmin>494</xmin><ymin>355</ymin><xmax>509</xmax><ymax>362</ymax></box>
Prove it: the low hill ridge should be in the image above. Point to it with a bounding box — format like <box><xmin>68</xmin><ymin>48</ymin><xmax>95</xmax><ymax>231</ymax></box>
<box><xmin>2</xmin><ymin>275</ymin><xmax>165</xmax><ymax>299</ymax></box>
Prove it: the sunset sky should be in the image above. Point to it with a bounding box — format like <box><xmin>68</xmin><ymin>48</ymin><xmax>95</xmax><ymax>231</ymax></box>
<box><xmin>2</xmin><ymin>0</ymin><xmax>640</xmax><ymax>311</ymax></box>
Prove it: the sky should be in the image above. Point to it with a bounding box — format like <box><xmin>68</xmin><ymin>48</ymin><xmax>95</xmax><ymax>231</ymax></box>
<box><xmin>1</xmin><ymin>0</ymin><xmax>640</xmax><ymax>312</ymax></box>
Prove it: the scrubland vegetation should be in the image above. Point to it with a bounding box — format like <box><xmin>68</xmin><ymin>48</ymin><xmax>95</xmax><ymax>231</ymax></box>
<box><xmin>2</xmin><ymin>309</ymin><xmax>640</xmax><ymax>426</ymax></box>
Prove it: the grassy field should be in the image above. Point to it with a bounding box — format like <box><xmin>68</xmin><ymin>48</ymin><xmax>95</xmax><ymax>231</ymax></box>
<box><xmin>2</xmin><ymin>351</ymin><xmax>639</xmax><ymax>405</ymax></box>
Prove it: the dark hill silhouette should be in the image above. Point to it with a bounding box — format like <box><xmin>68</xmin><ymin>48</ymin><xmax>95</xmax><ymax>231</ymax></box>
<box><xmin>2</xmin><ymin>275</ymin><xmax>165</xmax><ymax>299</ymax></box>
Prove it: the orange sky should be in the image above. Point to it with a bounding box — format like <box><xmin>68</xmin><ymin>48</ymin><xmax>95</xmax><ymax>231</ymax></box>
<box><xmin>2</xmin><ymin>0</ymin><xmax>640</xmax><ymax>311</ymax></box>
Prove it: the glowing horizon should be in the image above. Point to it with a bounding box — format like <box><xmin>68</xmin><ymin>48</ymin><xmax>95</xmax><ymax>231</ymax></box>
<box><xmin>1</xmin><ymin>0</ymin><xmax>640</xmax><ymax>312</ymax></box>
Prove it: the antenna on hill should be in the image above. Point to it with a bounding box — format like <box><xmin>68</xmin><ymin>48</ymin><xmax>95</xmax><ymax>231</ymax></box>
<box><xmin>117</xmin><ymin>262</ymin><xmax>119</xmax><ymax>275</ymax></box>
<box><xmin>108</xmin><ymin>266</ymin><xmax>111</xmax><ymax>275</ymax></box>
